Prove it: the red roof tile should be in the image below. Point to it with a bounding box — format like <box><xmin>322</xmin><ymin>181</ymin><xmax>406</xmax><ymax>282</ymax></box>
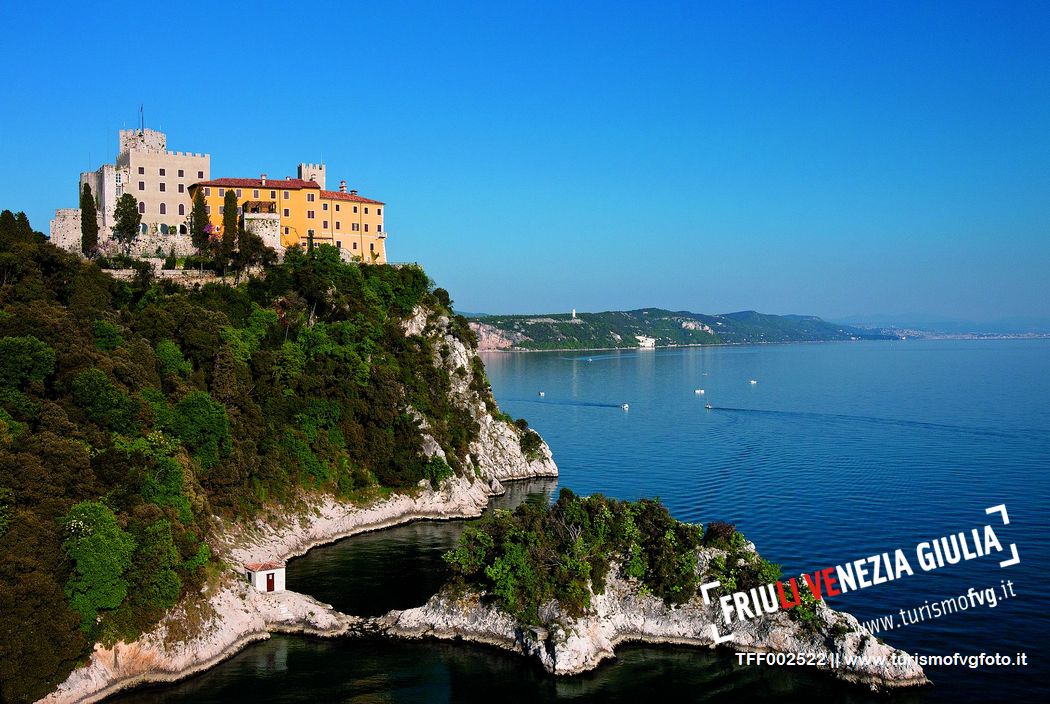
<box><xmin>320</xmin><ymin>190</ymin><xmax>385</xmax><ymax>205</ymax></box>
<box><xmin>194</xmin><ymin>178</ymin><xmax>320</xmax><ymax>189</ymax></box>
<box><xmin>245</xmin><ymin>561</ymin><xmax>285</xmax><ymax>572</ymax></box>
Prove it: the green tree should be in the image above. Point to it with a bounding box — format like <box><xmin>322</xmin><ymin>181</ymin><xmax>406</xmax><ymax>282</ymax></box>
<box><xmin>219</xmin><ymin>189</ymin><xmax>238</xmax><ymax>275</ymax></box>
<box><xmin>61</xmin><ymin>501</ymin><xmax>136</xmax><ymax>631</ymax></box>
<box><xmin>80</xmin><ymin>184</ymin><xmax>99</xmax><ymax>256</ymax></box>
<box><xmin>189</xmin><ymin>189</ymin><xmax>210</xmax><ymax>271</ymax></box>
<box><xmin>155</xmin><ymin>340</ymin><xmax>192</xmax><ymax>378</ymax></box>
<box><xmin>168</xmin><ymin>391</ymin><xmax>231</xmax><ymax>470</ymax></box>
<box><xmin>0</xmin><ymin>486</ymin><xmax>12</xmax><ymax>537</ymax></box>
<box><xmin>112</xmin><ymin>192</ymin><xmax>141</xmax><ymax>256</ymax></box>
<box><xmin>0</xmin><ymin>336</ymin><xmax>56</xmax><ymax>389</ymax></box>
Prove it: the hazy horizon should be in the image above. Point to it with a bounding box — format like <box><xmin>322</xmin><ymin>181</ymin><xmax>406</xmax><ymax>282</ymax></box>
<box><xmin>2</xmin><ymin>1</ymin><xmax>1047</xmax><ymax>323</ymax></box>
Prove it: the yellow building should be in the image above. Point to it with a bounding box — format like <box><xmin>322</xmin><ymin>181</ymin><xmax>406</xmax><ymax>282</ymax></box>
<box><xmin>188</xmin><ymin>166</ymin><xmax>387</xmax><ymax>263</ymax></box>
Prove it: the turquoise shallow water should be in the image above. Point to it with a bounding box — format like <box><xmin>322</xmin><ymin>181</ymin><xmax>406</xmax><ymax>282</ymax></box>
<box><xmin>113</xmin><ymin>339</ymin><xmax>1050</xmax><ymax>702</ymax></box>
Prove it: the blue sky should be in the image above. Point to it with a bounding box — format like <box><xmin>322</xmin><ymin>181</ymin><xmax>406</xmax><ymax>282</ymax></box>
<box><xmin>1</xmin><ymin>1</ymin><xmax>1047</xmax><ymax>321</ymax></box>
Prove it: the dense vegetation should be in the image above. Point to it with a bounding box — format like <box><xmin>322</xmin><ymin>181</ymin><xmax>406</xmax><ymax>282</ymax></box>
<box><xmin>443</xmin><ymin>488</ymin><xmax>780</xmax><ymax>625</ymax></box>
<box><xmin>471</xmin><ymin>308</ymin><xmax>892</xmax><ymax>350</ymax></box>
<box><xmin>0</xmin><ymin>210</ymin><xmax>493</xmax><ymax>702</ymax></box>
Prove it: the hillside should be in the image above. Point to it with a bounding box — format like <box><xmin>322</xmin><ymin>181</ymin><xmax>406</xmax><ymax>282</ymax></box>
<box><xmin>469</xmin><ymin>308</ymin><xmax>893</xmax><ymax>351</ymax></box>
<box><xmin>0</xmin><ymin>209</ymin><xmax>548</xmax><ymax>703</ymax></box>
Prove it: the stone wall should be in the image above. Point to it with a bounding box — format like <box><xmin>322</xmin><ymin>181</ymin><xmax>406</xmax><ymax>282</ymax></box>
<box><xmin>49</xmin><ymin>208</ymin><xmax>103</xmax><ymax>254</ymax></box>
<box><xmin>244</xmin><ymin>213</ymin><xmax>281</xmax><ymax>251</ymax></box>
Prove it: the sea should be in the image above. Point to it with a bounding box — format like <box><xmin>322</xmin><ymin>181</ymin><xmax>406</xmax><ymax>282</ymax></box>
<box><xmin>112</xmin><ymin>339</ymin><xmax>1050</xmax><ymax>703</ymax></box>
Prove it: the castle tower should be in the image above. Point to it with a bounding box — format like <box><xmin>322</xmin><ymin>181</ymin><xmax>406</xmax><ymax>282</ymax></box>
<box><xmin>297</xmin><ymin>162</ymin><xmax>326</xmax><ymax>190</ymax></box>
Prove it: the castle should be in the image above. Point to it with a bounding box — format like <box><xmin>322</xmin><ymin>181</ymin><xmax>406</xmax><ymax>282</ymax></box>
<box><xmin>50</xmin><ymin>129</ymin><xmax>387</xmax><ymax>264</ymax></box>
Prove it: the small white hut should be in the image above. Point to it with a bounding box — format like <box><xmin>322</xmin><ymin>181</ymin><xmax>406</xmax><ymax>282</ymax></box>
<box><xmin>245</xmin><ymin>561</ymin><xmax>286</xmax><ymax>593</ymax></box>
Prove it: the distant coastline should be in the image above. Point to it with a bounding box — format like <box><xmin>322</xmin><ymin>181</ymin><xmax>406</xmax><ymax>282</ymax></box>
<box><xmin>477</xmin><ymin>335</ymin><xmax>1050</xmax><ymax>354</ymax></box>
<box><xmin>468</xmin><ymin>308</ymin><xmax>1048</xmax><ymax>352</ymax></box>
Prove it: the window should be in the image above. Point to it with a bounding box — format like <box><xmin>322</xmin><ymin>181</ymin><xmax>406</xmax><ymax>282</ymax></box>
<box><xmin>370</xmin><ymin>243</ymin><xmax>375</xmax><ymax>251</ymax></box>
<box><xmin>336</xmin><ymin>221</ymin><xmax>341</xmax><ymax>230</ymax></box>
<box><xmin>236</xmin><ymin>189</ymin><xmax>242</xmax><ymax>197</ymax></box>
<box><xmin>141</xmin><ymin>223</ymin><xmax>148</xmax><ymax>234</ymax></box>
<box><xmin>160</xmin><ymin>203</ymin><xmax>166</xmax><ymax>215</ymax></box>
<box><xmin>219</xmin><ymin>206</ymin><xmax>224</xmax><ymax>215</ymax></box>
<box><xmin>138</xmin><ymin>181</ymin><xmax>145</xmax><ymax>190</ymax></box>
<box><xmin>159</xmin><ymin>168</ymin><xmax>166</xmax><ymax>176</ymax></box>
<box><xmin>377</xmin><ymin>224</ymin><xmax>382</xmax><ymax>232</ymax></box>
<box><xmin>115</xmin><ymin>173</ymin><xmax>122</xmax><ymax>185</ymax></box>
<box><xmin>364</xmin><ymin>224</ymin><xmax>369</xmax><ymax>232</ymax></box>
<box><xmin>352</xmin><ymin>223</ymin><xmax>359</xmax><ymax>231</ymax></box>
<box><xmin>179</xmin><ymin>224</ymin><xmax>187</xmax><ymax>234</ymax></box>
<box><xmin>364</xmin><ymin>207</ymin><xmax>369</xmax><ymax>214</ymax></box>
<box><xmin>307</xmin><ymin>193</ymin><xmax>315</xmax><ymax>202</ymax></box>
<box><xmin>218</xmin><ymin>188</ymin><xmax>225</xmax><ymax>196</ymax></box>
<box><xmin>179</xmin><ymin>203</ymin><xmax>185</xmax><ymax>216</ymax></box>
<box><xmin>205</xmin><ymin>187</ymin><xmax>211</xmax><ymax>196</ymax></box>
<box><xmin>353</xmin><ymin>206</ymin><xmax>358</xmax><ymax>213</ymax></box>
<box><xmin>198</xmin><ymin>170</ymin><xmax>204</xmax><ymax>178</ymax></box>
<box><xmin>159</xmin><ymin>183</ymin><xmax>166</xmax><ymax>192</ymax></box>
<box><xmin>335</xmin><ymin>204</ymin><xmax>340</xmax><ymax>212</ymax></box>
<box><xmin>206</xmin><ymin>206</ymin><xmax>211</xmax><ymax>215</ymax></box>
<box><xmin>336</xmin><ymin>241</ymin><xmax>342</xmax><ymax>249</ymax></box>
<box><xmin>283</xmin><ymin>208</ymin><xmax>290</xmax><ymax>217</ymax></box>
<box><xmin>253</xmin><ymin>189</ymin><xmax>259</xmax><ymax>198</ymax></box>
<box><xmin>138</xmin><ymin>166</ymin><xmax>144</xmax><ymax>174</ymax></box>
<box><xmin>353</xmin><ymin>242</ymin><xmax>358</xmax><ymax>250</ymax></box>
<box><xmin>323</xmin><ymin>220</ymin><xmax>328</xmax><ymax>229</ymax></box>
<box><xmin>161</xmin><ymin>224</ymin><xmax>169</xmax><ymax>234</ymax></box>
<box><xmin>323</xmin><ymin>203</ymin><xmax>328</xmax><ymax>211</ymax></box>
<box><xmin>270</xmin><ymin>190</ymin><xmax>276</xmax><ymax>199</ymax></box>
<box><xmin>178</xmin><ymin>169</ymin><xmax>184</xmax><ymax>177</ymax></box>
<box><xmin>138</xmin><ymin>201</ymin><xmax>145</xmax><ymax>213</ymax></box>
<box><xmin>283</xmin><ymin>191</ymin><xmax>289</xmax><ymax>199</ymax></box>
<box><xmin>377</xmin><ymin>208</ymin><xmax>382</xmax><ymax>215</ymax></box>
<box><xmin>307</xmin><ymin>210</ymin><xmax>315</xmax><ymax>219</ymax></box>
<box><xmin>178</xmin><ymin>184</ymin><xmax>184</xmax><ymax>193</ymax></box>
<box><xmin>284</xmin><ymin>227</ymin><xmax>289</xmax><ymax>234</ymax></box>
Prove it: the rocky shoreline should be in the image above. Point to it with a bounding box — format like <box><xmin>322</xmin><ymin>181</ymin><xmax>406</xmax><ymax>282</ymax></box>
<box><xmin>40</xmin><ymin>469</ymin><xmax>557</xmax><ymax>704</ymax></box>
<box><xmin>383</xmin><ymin>561</ymin><xmax>929</xmax><ymax>691</ymax></box>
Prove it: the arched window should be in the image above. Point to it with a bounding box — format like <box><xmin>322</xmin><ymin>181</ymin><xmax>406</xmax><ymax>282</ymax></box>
<box><xmin>178</xmin><ymin>203</ymin><xmax>185</xmax><ymax>216</ymax></box>
<box><xmin>179</xmin><ymin>224</ymin><xmax>187</xmax><ymax>235</ymax></box>
<box><xmin>160</xmin><ymin>203</ymin><xmax>166</xmax><ymax>215</ymax></box>
<box><xmin>138</xmin><ymin>201</ymin><xmax>145</xmax><ymax>214</ymax></box>
<box><xmin>160</xmin><ymin>224</ymin><xmax>169</xmax><ymax>235</ymax></box>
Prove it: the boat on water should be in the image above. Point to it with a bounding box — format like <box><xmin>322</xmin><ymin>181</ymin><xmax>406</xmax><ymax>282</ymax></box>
<box><xmin>694</xmin><ymin>388</ymin><xmax>705</xmax><ymax>394</ymax></box>
<box><xmin>749</xmin><ymin>379</ymin><xmax>758</xmax><ymax>384</ymax></box>
<box><xmin>621</xmin><ymin>403</ymin><xmax>630</xmax><ymax>411</ymax></box>
<box><xmin>705</xmin><ymin>402</ymin><xmax>713</xmax><ymax>410</ymax></box>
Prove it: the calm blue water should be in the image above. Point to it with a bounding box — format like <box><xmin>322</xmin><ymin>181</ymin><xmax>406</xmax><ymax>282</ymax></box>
<box><xmin>113</xmin><ymin>340</ymin><xmax>1049</xmax><ymax>702</ymax></box>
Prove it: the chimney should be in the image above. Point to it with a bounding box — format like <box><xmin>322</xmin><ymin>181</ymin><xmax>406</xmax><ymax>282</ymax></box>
<box><xmin>339</xmin><ymin>180</ymin><xmax>347</xmax><ymax>193</ymax></box>
<box><xmin>350</xmin><ymin>189</ymin><xmax>358</xmax><ymax>196</ymax></box>
<box><xmin>260</xmin><ymin>173</ymin><xmax>267</xmax><ymax>186</ymax></box>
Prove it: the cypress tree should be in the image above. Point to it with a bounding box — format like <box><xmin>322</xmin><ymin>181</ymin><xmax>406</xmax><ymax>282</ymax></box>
<box><xmin>220</xmin><ymin>189</ymin><xmax>238</xmax><ymax>275</ymax></box>
<box><xmin>189</xmin><ymin>190</ymin><xmax>209</xmax><ymax>256</ymax></box>
<box><xmin>112</xmin><ymin>193</ymin><xmax>141</xmax><ymax>257</ymax></box>
<box><xmin>80</xmin><ymin>184</ymin><xmax>99</xmax><ymax>255</ymax></box>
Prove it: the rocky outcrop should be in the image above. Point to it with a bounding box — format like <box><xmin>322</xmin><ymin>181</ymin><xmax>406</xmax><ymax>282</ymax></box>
<box><xmin>40</xmin><ymin>308</ymin><xmax>557</xmax><ymax>704</ymax></box>
<box><xmin>384</xmin><ymin>565</ymin><xmax>928</xmax><ymax>691</ymax></box>
<box><xmin>470</xmin><ymin>321</ymin><xmax>530</xmax><ymax>351</ymax></box>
